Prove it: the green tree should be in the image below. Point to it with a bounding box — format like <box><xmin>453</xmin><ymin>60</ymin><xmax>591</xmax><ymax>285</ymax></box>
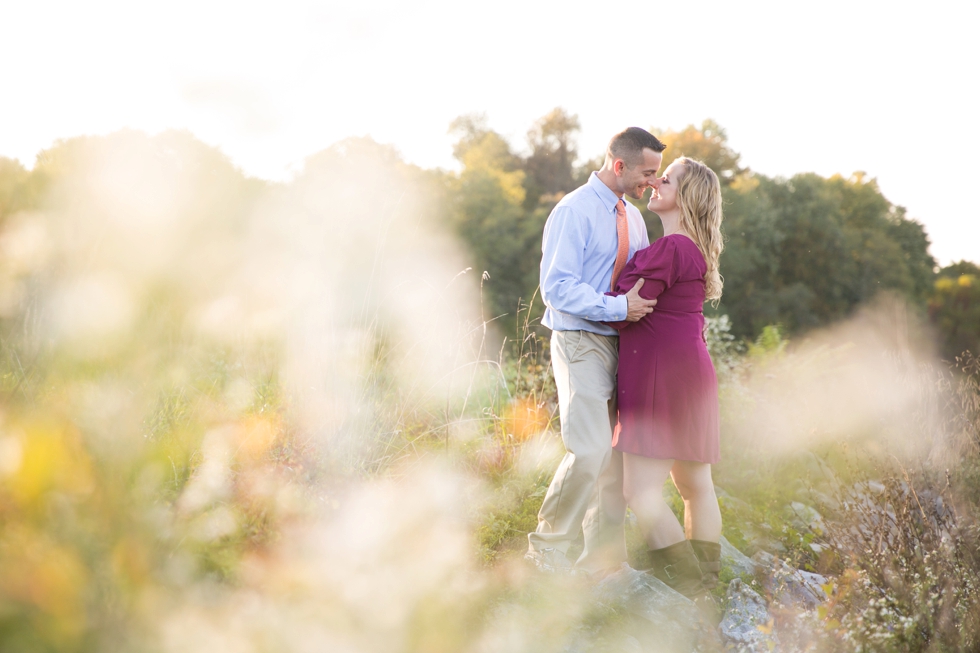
<box><xmin>717</xmin><ymin>169</ymin><xmax>936</xmax><ymax>336</ymax></box>
<box><xmin>938</xmin><ymin>260</ymin><xmax>980</xmax><ymax>279</ymax></box>
<box><xmin>523</xmin><ymin>108</ymin><xmax>580</xmax><ymax>207</ymax></box>
<box><xmin>448</xmin><ymin>119</ymin><xmax>541</xmax><ymax>323</ymax></box>
<box><xmin>446</xmin><ymin>109</ymin><xmax>608</xmax><ymax>331</ymax></box>
<box><xmin>929</xmin><ymin>263</ymin><xmax>980</xmax><ymax>359</ymax></box>
<box><xmin>747</xmin><ymin>173</ymin><xmax>851</xmax><ymax>330</ymax></box>
<box><xmin>639</xmin><ymin>121</ymin><xmax>938</xmax><ymax>337</ymax></box>
<box><xmin>445</xmin><ymin>115</ymin><xmax>942</xmax><ymax>346</ymax></box>
<box><xmin>711</xmin><ymin>173</ymin><xmax>788</xmax><ymax>332</ymax></box>
<box><xmin>655</xmin><ymin>119</ymin><xmax>744</xmax><ymax>185</ymax></box>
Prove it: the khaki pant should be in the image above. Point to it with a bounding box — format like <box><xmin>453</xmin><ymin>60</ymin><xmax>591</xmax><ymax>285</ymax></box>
<box><xmin>528</xmin><ymin>330</ymin><xmax>627</xmax><ymax>572</ymax></box>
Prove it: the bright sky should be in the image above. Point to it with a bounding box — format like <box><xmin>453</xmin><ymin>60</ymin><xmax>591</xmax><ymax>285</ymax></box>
<box><xmin>2</xmin><ymin>0</ymin><xmax>977</xmax><ymax>265</ymax></box>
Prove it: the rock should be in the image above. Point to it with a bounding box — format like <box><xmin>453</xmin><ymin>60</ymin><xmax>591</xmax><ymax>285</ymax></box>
<box><xmin>616</xmin><ymin>634</ymin><xmax>644</xmax><ymax>653</ymax></box>
<box><xmin>716</xmin><ymin>489</ymin><xmax>777</xmax><ymax>553</ymax></box>
<box><xmin>716</xmin><ymin>487</ymin><xmax>754</xmax><ymax>514</ymax></box>
<box><xmin>784</xmin><ymin>501</ymin><xmax>829</xmax><ymax>554</ymax></box>
<box><xmin>808</xmin><ymin>489</ymin><xmax>839</xmax><ymax>513</ymax></box>
<box><xmin>751</xmin><ymin>551</ymin><xmax>828</xmax><ymax>611</ymax></box>
<box><xmin>786</xmin><ymin>501</ymin><xmax>825</xmax><ymax>535</ymax></box>
<box><xmin>731</xmin><ymin>521</ymin><xmax>784</xmax><ymax>557</ymax></box>
<box><xmin>831</xmin><ymin>481</ymin><xmax>900</xmax><ymax>551</ymax></box>
<box><xmin>720</xmin><ymin>536</ymin><xmax>758</xmax><ymax>577</ymax></box>
<box><xmin>720</xmin><ymin>578</ymin><xmax>778</xmax><ymax>653</ymax></box>
<box><xmin>589</xmin><ymin>564</ymin><xmax>703</xmax><ymax>652</ymax></box>
<box><xmin>563</xmin><ymin>628</ymin><xmax>644</xmax><ymax>653</ymax></box>
<box><xmin>801</xmin><ymin>451</ymin><xmax>841</xmax><ymax>492</ymax></box>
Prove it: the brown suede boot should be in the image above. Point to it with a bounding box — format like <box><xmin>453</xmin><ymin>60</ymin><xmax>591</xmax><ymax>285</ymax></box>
<box><xmin>645</xmin><ymin>540</ymin><xmax>720</xmax><ymax>626</ymax></box>
<box><xmin>644</xmin><ymin>540</ymin><xmax>708</xmax><ymax>599</ymax></box>
<box><xmin>689</xmin><ymin>540</ymin><xmax>722</xmax><ymax>591</ymax></box>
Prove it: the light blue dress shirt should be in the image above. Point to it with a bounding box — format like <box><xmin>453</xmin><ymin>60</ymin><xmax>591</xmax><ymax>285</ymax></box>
<box><xmin>540</xmin><ymin>172</ymin><xmax>650</xmax><ymax>336</ymax></box>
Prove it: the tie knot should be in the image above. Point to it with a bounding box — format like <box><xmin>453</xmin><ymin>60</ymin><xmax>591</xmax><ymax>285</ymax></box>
<box><xmin>616</xmin><ymin>199</ymin><xmax>626</xmax><ymax>216</ymax></box>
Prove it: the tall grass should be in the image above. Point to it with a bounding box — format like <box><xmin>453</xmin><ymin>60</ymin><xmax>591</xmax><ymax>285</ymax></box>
<box><xmin>1</xmin><ymin>132</ymin><xmax>979</xmax><ymax>652</ymax></box>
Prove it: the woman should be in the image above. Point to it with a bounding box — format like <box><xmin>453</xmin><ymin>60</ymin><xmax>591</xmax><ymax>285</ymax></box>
<box><xmin>608</xmin><ymin>157</ymin><xmax>724</xmax><ymax>601</ymax></box>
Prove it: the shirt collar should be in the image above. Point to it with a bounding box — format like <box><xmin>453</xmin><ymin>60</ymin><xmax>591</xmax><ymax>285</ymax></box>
<box><xmin>587</xmin><ymin>171</ymin><xmax>624</xmax><ymax>214</ymax></box>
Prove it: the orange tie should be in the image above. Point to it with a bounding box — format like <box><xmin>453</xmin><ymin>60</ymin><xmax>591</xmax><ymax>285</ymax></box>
<box><xmin>610</xmin><ymin>199</ymin><xmax>629</xmax><ymax>291</ymax></box>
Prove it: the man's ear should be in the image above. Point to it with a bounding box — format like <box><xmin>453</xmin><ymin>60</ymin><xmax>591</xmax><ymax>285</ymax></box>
<box><xmin>614</xmin><ymin>159</ymin><xmax>625</xmax><ymax>175</ymax></box>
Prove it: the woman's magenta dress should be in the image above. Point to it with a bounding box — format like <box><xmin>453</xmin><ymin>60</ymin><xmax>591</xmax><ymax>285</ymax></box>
<box><xmin>609</xmin><ymin>234</ymin><xmax>720</xmax><ymax>463</ymax></box>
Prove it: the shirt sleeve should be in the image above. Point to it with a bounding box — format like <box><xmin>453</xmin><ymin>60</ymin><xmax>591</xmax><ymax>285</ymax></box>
<box><xmin>540</xmin><ymin>205</ymin><xmax>629</xmax><ymax>322</ymax></box>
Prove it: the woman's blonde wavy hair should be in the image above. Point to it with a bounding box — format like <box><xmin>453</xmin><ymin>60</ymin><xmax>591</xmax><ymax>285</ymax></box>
<box><xmin>674</xmin><ymin>157</ymin><xmax>724</xmax><ymax>304</ymax></box>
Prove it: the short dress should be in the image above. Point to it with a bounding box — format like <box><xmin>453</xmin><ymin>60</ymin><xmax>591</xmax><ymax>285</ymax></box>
<box><xmin>608</xmin><ymin>234</ymin><xmax>720</xmax><ymax>463</ymax></box>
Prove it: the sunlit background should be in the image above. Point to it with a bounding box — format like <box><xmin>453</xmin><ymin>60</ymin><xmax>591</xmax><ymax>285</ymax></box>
<box><xmin>2</xmin><ymin>0</ymin><xmax>978</xmax><ymax>264</ymax></box>
<box><xmin>2</xmin><ymin>2</ymin><xmax>980</xmax><ymax>652</ymax></box>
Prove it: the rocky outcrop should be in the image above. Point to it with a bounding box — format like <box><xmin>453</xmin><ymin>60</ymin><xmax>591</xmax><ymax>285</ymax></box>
<box><xmin>720</xmin><ymin>535</ymin><xmax>758</xmax><ymax>577</ymax></box>
<box><xmin>562</xmin><ymin>513</ymin><xmax>833</xmax><ymax>652</ymax></box>
<box><xmin>588</xmin><ymin>564</ymin><xmax>704</xmax><ymax>652</ymax></box>
<box><xmin>751</xmin><ymin>551</ymin><xmax>828</xmax><ymax>611</ymax></box>
<box><xmin>719</xmin><ymin>578</ymin><xmax>778</xmax><ymax>653</ymax></box>
<box><xmin>559</xmin><ymin>544</ymin><xmax>832</xmax><ymax>652</ymax></box>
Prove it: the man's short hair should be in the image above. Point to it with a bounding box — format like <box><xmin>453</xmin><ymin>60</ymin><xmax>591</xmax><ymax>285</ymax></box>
<box><xmin>607</xmin><ymin>127</ymin><xmax>666</xmax><ymax>166</ymax></box>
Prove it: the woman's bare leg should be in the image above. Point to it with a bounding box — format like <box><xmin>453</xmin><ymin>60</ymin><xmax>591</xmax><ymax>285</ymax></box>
<box><xmin>622</xmin><ymin>453</ymin><xmax>685</xmax><ymax>549</ymax></box>
<box><xmin>670</xmin><ymin>460</ymin><xmax>721</xmax><ymax>542</ymax></box>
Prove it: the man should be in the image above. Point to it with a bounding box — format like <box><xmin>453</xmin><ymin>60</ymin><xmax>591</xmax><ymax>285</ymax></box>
<box><xmin>527</xmin><ymin>127</ymin><xmax>664</xmax><ymax>575</ymax></box>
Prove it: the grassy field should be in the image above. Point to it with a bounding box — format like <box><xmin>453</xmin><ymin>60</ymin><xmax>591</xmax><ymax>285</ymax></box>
<box><xmin>1</xmin><ymin>135</ymin><xmax>978</xmax><ymax>652</ymax></box>
<box><xmin>6</xmin><ymin>287</ymin><xmax>978</xmax><ymax>652</ymax></box>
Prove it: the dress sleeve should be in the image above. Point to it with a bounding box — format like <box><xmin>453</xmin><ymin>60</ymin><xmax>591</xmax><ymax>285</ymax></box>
<box><xmin>604</xmin><ymin>237</ymin><xmax>679</xmax><ymax>330</ymax></box>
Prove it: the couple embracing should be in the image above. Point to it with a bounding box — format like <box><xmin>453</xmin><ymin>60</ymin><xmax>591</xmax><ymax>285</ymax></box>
<box><xmin>527</xmin><ymin>127</ymin><xmax>724</xmax><ymax>605</ymax></box>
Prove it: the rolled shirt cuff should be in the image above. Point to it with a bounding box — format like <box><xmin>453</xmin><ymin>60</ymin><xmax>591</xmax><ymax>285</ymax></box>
<box><xmin>607</xmin><ymin>294</ymin><xmax>628</xmax><ymax>322</ymax></box>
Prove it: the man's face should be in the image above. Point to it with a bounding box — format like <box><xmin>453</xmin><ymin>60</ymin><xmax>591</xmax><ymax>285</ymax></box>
<box><xmin>616</xmin><ymin>148</ymin><xmax>663</xmax><ymax>200</ymax></box>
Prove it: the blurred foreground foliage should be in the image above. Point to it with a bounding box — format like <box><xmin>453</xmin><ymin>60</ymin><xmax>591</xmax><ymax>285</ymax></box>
<box><xmin>0</xmin><ymin>131</ymin><xmax>464</xmax><ymax>651</ymax></box>
<box><xmin>0</xmin><ymin>123</ymin><xmax>978</xmax><ymax>652</ymax></box>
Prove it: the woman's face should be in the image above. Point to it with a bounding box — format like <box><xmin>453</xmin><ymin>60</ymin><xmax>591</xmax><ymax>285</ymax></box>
<box><xmin>647</xmin><ymin>161</ymin><xmax>683</xmax><ymax>213</ymax></box>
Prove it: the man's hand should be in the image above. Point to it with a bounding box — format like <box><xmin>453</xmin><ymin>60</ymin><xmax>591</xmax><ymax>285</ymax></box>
<box><xmin>625</xmin><ymin>278</ymin><xmax>657</xmax><ymax>322</ymax></box>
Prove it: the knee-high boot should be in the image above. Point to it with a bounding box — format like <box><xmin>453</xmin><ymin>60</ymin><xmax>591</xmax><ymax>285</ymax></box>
<box><xmin>644</xmin><ymin>540</ymin><xmax>720</xmax><ymax>627</ymax></box>
<box><xmin>689</xmin><ymin>539</ymin><xmax>722</xmax><ymax>590</ymax></box>
<box><xmin>643</xmin><ymin>540</ymin><xmax>708</xmax><ymax>599</ymax></box>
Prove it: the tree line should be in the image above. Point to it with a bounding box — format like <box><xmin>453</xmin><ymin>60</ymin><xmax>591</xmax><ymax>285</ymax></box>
<box><xmin>0</xmin><ymin>117</ymin><xmax>977</xmax><ymax>360</ymax></box>
<box><xmin>445</xmin><ymin>109</ymin><xmax>979</xmax><ymax>359</ymax></box>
